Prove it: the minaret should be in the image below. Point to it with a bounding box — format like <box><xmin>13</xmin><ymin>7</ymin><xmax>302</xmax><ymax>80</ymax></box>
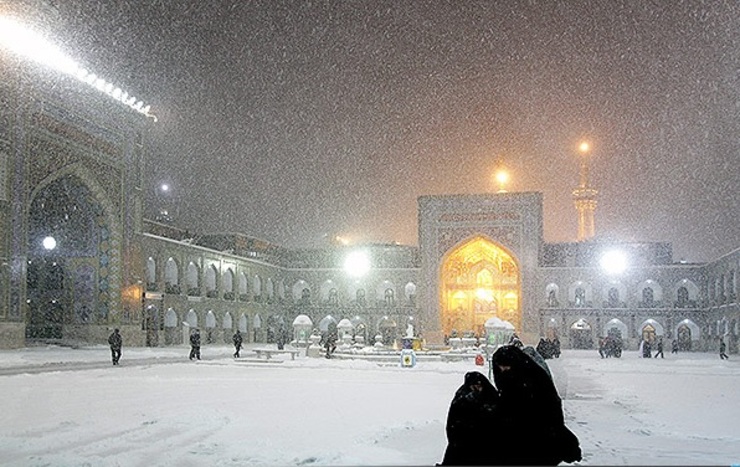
<box><xmin>572</xmin><ymin>142</ymin><xmax>598</xmax><ymax>241</ymax></box>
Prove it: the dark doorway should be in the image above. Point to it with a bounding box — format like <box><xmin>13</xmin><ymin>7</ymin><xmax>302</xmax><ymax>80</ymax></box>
<box><xmin>26</xmin><ymin>175</ymin><xmax>101</xmax><ymax>341</ymax></box>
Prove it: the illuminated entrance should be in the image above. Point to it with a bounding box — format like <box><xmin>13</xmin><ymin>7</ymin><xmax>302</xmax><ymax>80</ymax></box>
<box><xmin>439</xmin><ymin>236</ymin><xmax>520</xmax><ymax>337</ymax></box>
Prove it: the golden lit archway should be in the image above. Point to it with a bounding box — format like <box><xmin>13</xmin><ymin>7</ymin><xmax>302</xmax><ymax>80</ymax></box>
<box><xmin>439</xmin><ymin>236</ymin><xmax>520</xmax><ymax>337</ymax></box>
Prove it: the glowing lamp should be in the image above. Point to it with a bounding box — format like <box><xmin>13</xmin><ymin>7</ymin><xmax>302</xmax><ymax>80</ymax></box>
<box><xmin>600</xmin><ymin>250</ymin><xmax>627</xmax><ymax>275</ymax></box>
<box><xmin>475</xmin><ymin>288</ymin><xmax>494</xmax><ymax>303</ymax></box>
<box><xmin>344</xmin><ymin>250</ymin><xmax>370</xmax><ymax>278</ymax></box>
<box><xmin>42</xmin><ymin>236</ymin><xmax>57</xmax><ymax>250</ymax></box>
<box><xmin>0</xmin><ymin>16</ymin><xmax>157</xmax><ymax>120</ymax></box>
<box><xmin>494</xmin><ymin>169</ymin><xmax>509</xmax><ymax>193</ymax></box>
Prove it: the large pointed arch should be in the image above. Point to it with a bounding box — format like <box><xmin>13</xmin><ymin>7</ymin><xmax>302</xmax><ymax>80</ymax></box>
<box><xmin>439</xmin><ymin>235</ymin><xmax>520</xmax><ymax>337</ymax></box>
<box><xmin>26</xmin><ymin>163</ymin><xmax>122</xmax><ymax>336</ymax></box>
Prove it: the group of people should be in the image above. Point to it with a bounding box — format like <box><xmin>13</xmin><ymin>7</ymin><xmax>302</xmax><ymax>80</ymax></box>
<box><xmin>638</xmin><ymin>338</ymin><xmax>672</xmax><ymax>359</ymax></box>
<box><xmin>194</xmin><ymin>328</ymin><xmax>244</xmax><ymax>360</ymax></box>
<box><xmin>598</xmin><ymin>335</ymin><xmax>623</xmax><ymax>358</ymax></box>
<box><xmin>107</xmin><ymin>327</ymin><xmax>206</xmax><ymax>365</ymax></box>
<box><xmin>441</xmin><ymin>344</ymin><xmax>582</xmax><ymax>465</ymax></box>
<box><xmin>634</xmin><ymin>337</ymin><xmax>730</xmax><ymax>360</ymax></box>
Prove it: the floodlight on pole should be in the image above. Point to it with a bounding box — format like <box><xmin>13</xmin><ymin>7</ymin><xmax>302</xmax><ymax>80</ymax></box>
<box><xmin>0</xmin><ymin>16</ymin><xmax>157</xmax><ymax>121</ymax></box>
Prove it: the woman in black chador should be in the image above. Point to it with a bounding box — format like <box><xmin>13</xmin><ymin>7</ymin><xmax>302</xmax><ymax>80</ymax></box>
<box><xmin>441</xmin><ymin>371</ymin><xmax>499</xmax><ymax>465</ymax></box>
<box><xmin>490</xmin><ymin>345</ymin><xmax>582</xmax><ymax>466</ymax></box>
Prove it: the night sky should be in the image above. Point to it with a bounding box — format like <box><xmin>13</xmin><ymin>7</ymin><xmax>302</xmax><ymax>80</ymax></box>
<box><xmin>37</xmin><ymin>1</ymin><xmax>740</xmax><ymax>261</ymax></box>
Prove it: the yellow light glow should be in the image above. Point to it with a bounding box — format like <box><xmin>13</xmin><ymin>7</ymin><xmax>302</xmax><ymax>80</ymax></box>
<box><xmin>440</xmin><ymin>236</ymin><xmax>521</xmax><ymax>336</ymax></box>
<box><xmin>578</xmin><ymin>141</ymin><xmax>591</xmax><ymax>153</ymax></box>
<box><xmin>494</xmin><ymin>169</ymin><xmax>510</xmax><ymax>193</ymax></box>
<box><xmin>475</xmin><ymin>288</ymin><xmax>494</xmax><ymax>303</ymax></box>
<box><xmin>122</xmin><ymin>284</ymin><xmax>143</xmax><ymax>302</ymax></box>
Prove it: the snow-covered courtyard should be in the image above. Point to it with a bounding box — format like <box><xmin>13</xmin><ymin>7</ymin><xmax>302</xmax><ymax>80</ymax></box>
<box><xmin>1</xmin><ymin>344</ymin><xmax>738</xmax><ymax>466</ymax></box>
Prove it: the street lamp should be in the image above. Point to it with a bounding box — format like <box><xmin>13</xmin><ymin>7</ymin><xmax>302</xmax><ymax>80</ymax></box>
<box><xmin>42</xmin><ymin>236</ymin><xmax>57</xmax><ymax>251</ymax></box>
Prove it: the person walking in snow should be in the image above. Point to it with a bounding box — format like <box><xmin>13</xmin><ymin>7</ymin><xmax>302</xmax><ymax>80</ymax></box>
<box><xmin>719</xmin><ymin>338</ymin><xmax>729</xmax><ymax>360</ymax></box>
<box><xmin>108</xmin><ymin>328</ymin><xmax>122</xmax><ymax>365</ymax></box>
<box><xmin>276</xmin><ymin>320</ymin><xmax>287</xmax><ymax>350</ymax></box>
<box><xmin>642</xmin><ymin>339</ymin><xmax>652</xmax><ymax>358</ymax></box>
<box><xmin>189</xmin><ymin>328</ymin><xmax>201</xmax><ymax>360</ymax></box>
<box><xmin>671</xmin><ymin>339</ymin><xmax>679</xmax><ymax>354</ymax></box>
<box><xmin>232</xmin><ymin>330</ymin><xmax>243</xmax><ymax>358</ymax></box>
<box><xmin>598</xmin><ymin>337</ymin><xmax>607</xmax><ymax>358</ymax></box>
<box><xmin>654</xmin><ymin>338</ymin><xmax>664</xmax><ymax>359</ymax></box>
<box><xmin>489</xmin><ymin>345</ymin><xmax>582</xmax><ymax>465</ymax></box>
<box><xmin>551</xmin><ymin>337</ymin><xmax>561</xmax><ymax>358</ymax></box>
<box><xmin>440</xmin><ymin>371</ymin><xmax>499</xmax><ymax>465</ymax></box>
<box><xmin>324</xmin><ymin>321</ymin><xmax>338</xmax><ymax>358</ymax></box>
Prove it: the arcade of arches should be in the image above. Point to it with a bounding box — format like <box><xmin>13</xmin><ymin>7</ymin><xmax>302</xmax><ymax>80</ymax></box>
<box><xmin>439</xmin><ymin>236</ymin><xmax>520</xmax><ymax>337</ymax></box>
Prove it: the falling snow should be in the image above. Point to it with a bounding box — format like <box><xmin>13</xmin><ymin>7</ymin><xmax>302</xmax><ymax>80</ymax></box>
<box><xmin>34</xmin><ymin>0</ymin><xmax>737</xmax><ymax>262</ymax></box>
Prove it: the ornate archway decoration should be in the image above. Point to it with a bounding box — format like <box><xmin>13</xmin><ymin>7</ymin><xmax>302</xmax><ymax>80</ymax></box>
<box><xmin>439</xmin><ymin>235</ymin><xmax>520</xmax><ymax>337</ymax></box>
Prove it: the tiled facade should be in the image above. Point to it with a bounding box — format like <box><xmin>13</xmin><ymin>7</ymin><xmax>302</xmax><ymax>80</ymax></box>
<box><xmin>1</xmin><ymin>28</ymin><xmax>737</xmax><ymax>353</ymax></box>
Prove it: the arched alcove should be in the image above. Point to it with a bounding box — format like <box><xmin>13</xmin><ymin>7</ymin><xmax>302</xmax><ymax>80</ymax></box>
<box><xmin>26</xmin><ymin>170</ymin><xmax>120</xmax><ymax>338</ymax></box>
<box><xmin>439</xmin><ymin>235</ymin><xmax>520</xmax><ymax>337</ymax></box>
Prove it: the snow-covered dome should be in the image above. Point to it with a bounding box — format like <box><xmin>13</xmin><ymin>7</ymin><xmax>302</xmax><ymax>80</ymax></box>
<box><xmin>293</xmin><ymin>314</ymin><xmax>312</xmax><ymax>326</ymax></box>
<box><xmin>337</xmin><ymin>318</ymin><xmax>353</xmax><ymax>330</ymax></box>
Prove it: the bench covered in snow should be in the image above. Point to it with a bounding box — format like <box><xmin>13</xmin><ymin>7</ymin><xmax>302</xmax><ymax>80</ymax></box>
<box><xmin>253</xmin><ymin>348</ymin><xmax>300</xmax><ymax>360</ymax></box>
